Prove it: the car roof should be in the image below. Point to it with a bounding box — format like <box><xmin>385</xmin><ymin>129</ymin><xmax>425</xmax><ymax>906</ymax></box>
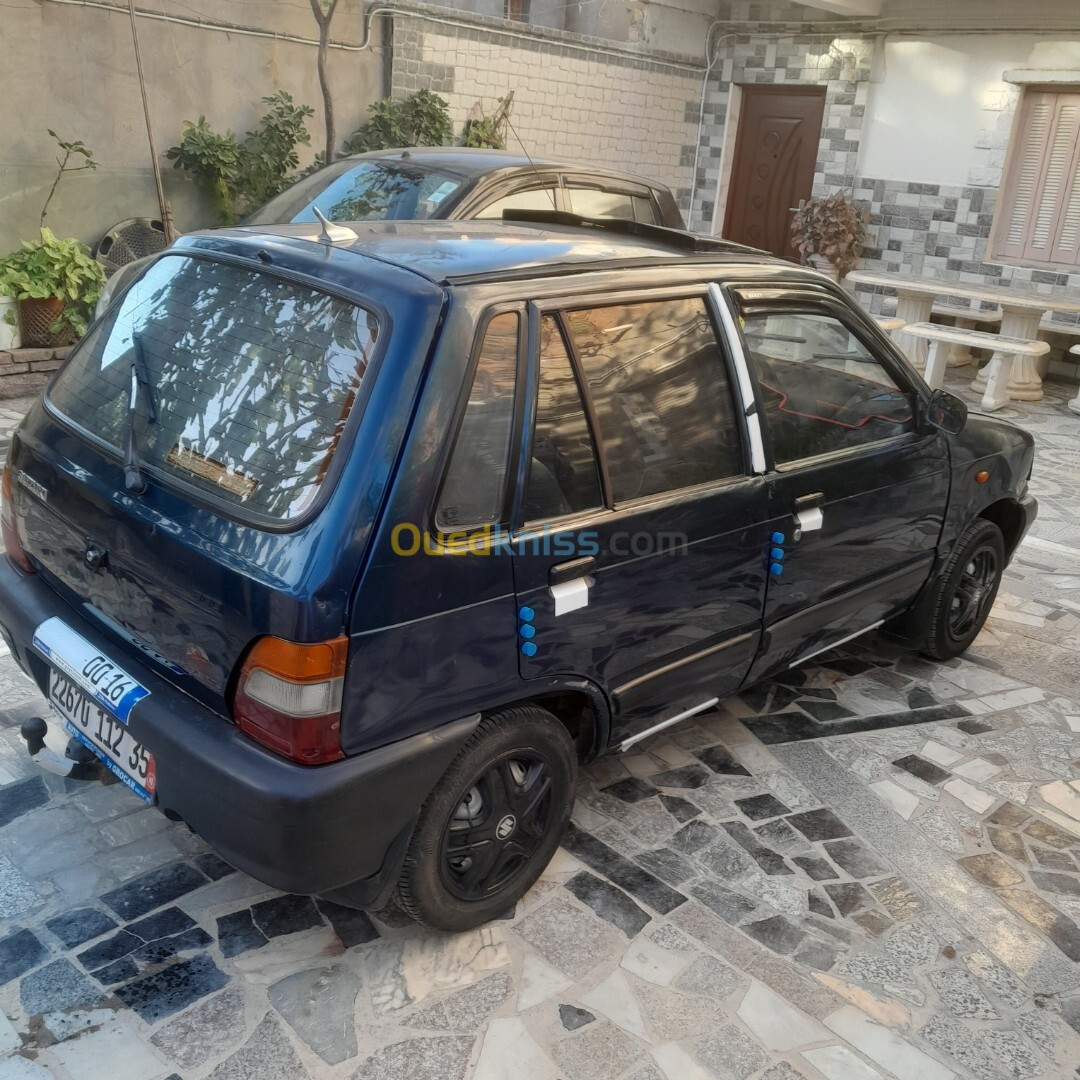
<box><xmin>343</xmin><ymin>147</ymin><xmax>673</xmax><ymax>190</ymax></box>
<box><xmin>197</xmin><ymin>219</ymin><xmax>782</xmax><ymax>286</ymax></box>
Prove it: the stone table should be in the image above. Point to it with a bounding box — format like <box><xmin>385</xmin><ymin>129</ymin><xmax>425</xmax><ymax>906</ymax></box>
<box><xmin>847</xmin><ymin>270</ymin><xmax>1080</xmax><ymax>402</ymax></box>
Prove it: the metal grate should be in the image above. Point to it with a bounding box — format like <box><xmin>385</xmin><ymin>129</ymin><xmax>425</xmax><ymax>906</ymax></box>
<box><xmin>95</xmin><ymin>219</ymin><xmax>168</xmax><ymax>277</ymax></box>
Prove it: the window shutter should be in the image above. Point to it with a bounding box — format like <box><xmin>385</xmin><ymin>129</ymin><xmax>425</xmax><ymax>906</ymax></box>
<box><xmin>996</xmin><ymin>92</ymin><xmax>1054</xmax><ymax>262</ymax></box>
<box><xmin>1024</xmin><ymin>98</ymin><xmax>1080</xmax><ymax>262</ymax></box>
<box><xmin>996</xmin><ymin>89</ymin><xmax>1080</xmax><ymax>268</ymax></box>
<box><xmin>1049</xmin><ymin>113</ymin><xmax>1080</xmax><ymax>267</ymax></box>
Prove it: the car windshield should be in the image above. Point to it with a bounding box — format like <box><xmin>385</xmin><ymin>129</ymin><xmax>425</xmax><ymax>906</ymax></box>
<box><xmin>47</xmin><ymin>255</ymin><xmax>379</xmax><ymax>523</ymax></box>
<box><xmin>246</xmin><ymin>159</ymin><xmax>467</xmax><ymax>224</ymax></box>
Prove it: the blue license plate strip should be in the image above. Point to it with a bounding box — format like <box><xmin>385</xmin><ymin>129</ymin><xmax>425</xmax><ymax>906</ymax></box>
<box><xmin>33</xmin><ymin>616</ymin><xmax>150</xmax><ymax>722</ymax></box>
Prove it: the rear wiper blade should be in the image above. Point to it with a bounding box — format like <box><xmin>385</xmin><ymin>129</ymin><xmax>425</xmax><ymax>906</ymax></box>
<box><xmin>123</xmin><ymin>332</ymin><xmax>156</xmax><ymax>494</ymax></box>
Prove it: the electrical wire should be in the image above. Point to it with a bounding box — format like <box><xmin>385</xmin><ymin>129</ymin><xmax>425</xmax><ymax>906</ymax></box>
<box><xmin>33</xmin><ymin>0</ymin><xmax>706</xmax><ymax>72</ymax></box>
<box><xmin>686</xmin><ymin>23</ymin><xmax>735</xmax><ymax>230</ymax></box>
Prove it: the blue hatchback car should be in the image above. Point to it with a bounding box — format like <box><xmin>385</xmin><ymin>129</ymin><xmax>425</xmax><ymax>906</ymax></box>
<box><xmin>0</xmin><ymin>213</ymin><xmax>1036</xmax><ymax>929</ymax></box>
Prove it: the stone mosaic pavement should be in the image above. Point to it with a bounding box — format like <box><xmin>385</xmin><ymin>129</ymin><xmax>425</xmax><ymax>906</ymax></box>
<box><xmin>1</xmin><ymin>375</ymin><xmax>1080</xmax><ymax>1080</ymax></box>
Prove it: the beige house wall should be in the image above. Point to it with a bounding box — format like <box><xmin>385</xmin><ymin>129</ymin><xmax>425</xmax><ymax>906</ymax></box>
<box><xmin>0</xmin><ymin>0</ymin><xmax>388</xmax><ymax>253</ymax></box>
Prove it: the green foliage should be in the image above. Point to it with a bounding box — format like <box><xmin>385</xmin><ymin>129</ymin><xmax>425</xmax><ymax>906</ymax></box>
<box><xmin>166</xmin><ymin>118</ymin><xmax>240</xmax><ymax>222</ymax></box>
<box><xmin>462</xmin><ymin>96</ymin><xmax>511</xmax><ymax>149</ymax></box>
<box><xmin>47</xmin><ymin>129</ymin><xmax>97</xmax><ymax>171</ymax></box>
<box><xmin>41</xmin><ymin>129</ymin><xmax>99</xmax><ymax>227</ymax></box>
<box><xmin>342</xmin><ymin>90</ymin><xmax>452</xmax><ymax>154</ymax></box>
<box><xmin>167</xmin><ymin>92</ymin><xmax>314</xmax><ymax>223</ymax></box>
<box><xmin>0</xmin><ymin>228</ymin><xmax>106</xmax><ymax>338</ymax></box>
<box><xmin>790</xmin><ymin>193</ymin><xmax>867</xmax><ymax>278</ymax></box>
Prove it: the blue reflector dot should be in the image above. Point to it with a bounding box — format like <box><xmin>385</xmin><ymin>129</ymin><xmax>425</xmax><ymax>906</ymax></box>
<box><xmin>771</xmin><ymin>547</ymin><xmax>785</xmax><ymax>560</ymax></box>
<box><xmin>770</xmin><ymin>562</ymin><xmax>784</xmax><ymax>575</ymax></box>
<box><xmin>519</xmin><ymin>624</ymin><xmax>536</xmax><ymax>639</ymax></box>
<box><xmin>518</xmin><ymin>606</ymin><xmax>535</xmax><ymax>622</ymax></box>
<box><xmin>771</xmin><ymin>532</ymin><xmax>785</xmax><ymax>545</ymax></box>
<box><xmin>520</xmin><ymin>641</ymin><xmax>538</xmax><ymax>657</ymax></box>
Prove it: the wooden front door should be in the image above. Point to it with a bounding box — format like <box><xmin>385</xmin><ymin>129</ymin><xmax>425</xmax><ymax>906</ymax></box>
<box><xmin>723</xmin><ymin>86</ymin><xmax>826</xmax><ymax>260</ymax></box>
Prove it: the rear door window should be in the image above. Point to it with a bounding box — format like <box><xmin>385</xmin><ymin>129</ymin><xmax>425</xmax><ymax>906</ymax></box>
<box><xmin>436</xmin><ymin>311</ymin><xmax>520</xmax><ymax>528</ymax></box>
<box><xmin>522</xmin><ymin>316</ymin><xmax>603</xmax><ymax>523</ymax></box>
<box><xmin>561</xmin><ymin>297</ymin><xmax>743</xmax><ymax>503</ymax></box>
<box><xmin>566</xmin><ymin>186</ymin><xmax>659</xmax><ymax>224</ymax></box>
<box><xmin>47</xmin><ymin>255</ymin><xmax>379</xmax><ymax>523</ymax></box>
<box><xmin>473</xmin><ymin>186</ymin><xmax>559</xmax><ymax>219</ymax></box>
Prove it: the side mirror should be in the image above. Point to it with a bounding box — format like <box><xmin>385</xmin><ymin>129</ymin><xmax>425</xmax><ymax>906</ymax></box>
<box><xmin>925</xmin><ymin>388</ymin><xmax>967</xmax><ymax>435</ymax></box>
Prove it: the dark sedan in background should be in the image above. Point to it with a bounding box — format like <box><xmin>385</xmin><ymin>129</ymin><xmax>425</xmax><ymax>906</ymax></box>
<box><xmin>96</xmin><ymin>149</ymin><xmax>684</xmax><ymax>314</ymax></box>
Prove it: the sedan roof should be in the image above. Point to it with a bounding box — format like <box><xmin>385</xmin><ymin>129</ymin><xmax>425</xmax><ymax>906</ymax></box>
<box><xmin>201</xmin><ymin>219</ymin><xmax>778</xmax><ymax>286</ymax></box>
<box><xmin>339</xmin><ymin>147</ymin><xmax>673</xmax><ymax>188</ymax></box>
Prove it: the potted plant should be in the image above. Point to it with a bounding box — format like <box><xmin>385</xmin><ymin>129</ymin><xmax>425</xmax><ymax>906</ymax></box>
<box><xmin>0</xmin><ymin>228</ymin><xmax>106</xmax><ymax>348</ymax></box>
<box><xmin>0</xmin><ymin>290</ymin><xmax>19</xmax><ymax>351</ymax></box>
<box><xmin>790</xmin><ymin>193</ymin><xmax>866</xmax><ymax>281</ymax></box>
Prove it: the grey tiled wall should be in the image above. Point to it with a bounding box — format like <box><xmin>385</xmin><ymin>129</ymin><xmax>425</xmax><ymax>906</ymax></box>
<box><xmin>690</xmin><ymin>31</ymin><xmax>1080</xmax><ymax>383</ymax></box>
<box><xmin>687</xmin><ymin>35</ymin><xmax>874</xmax><ymax>231</ymax></box>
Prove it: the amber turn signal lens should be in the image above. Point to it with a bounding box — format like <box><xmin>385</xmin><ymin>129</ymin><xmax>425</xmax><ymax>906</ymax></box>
<box><xmin>231</xmin><ymin>635</ymin><xmax>349</xmax><ymax>764</ymax></box>
<box><xmin>975</xmin><ymin>470</ymin><xmax>990</xmax><ymax>484</ymax></box>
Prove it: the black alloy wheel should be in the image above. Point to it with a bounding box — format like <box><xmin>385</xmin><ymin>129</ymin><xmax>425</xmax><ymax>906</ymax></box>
<box><xmin>396</xmin><ymin>705</ymin><xmax>577</xmax><ymax>931</ymax></box>
<box><xmin>923</xmin><ymin>518</ymin><xmax>1005</xmax><ymax>660</ymax></box>
<box><xmin>440</xmin><ymin>752</ymin><xmax>554</xmax><ymax>901</ymax></box>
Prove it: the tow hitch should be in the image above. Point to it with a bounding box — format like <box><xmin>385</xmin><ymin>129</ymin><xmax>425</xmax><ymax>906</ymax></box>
<box><xmin>20</xmin><ymin>716</ymin><xmax>109</xmax><ymax>782</ymax></box>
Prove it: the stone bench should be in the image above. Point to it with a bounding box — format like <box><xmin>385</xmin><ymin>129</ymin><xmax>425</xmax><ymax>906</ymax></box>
<box><xmin>930</xmin><ymin>304</ymin><xmax>1002</xmax><ymax>367</ymax></box>
<box><xmin>901</xmin><ymin>322</ymin><xmax>1049</xmax><ymax>412</ymax></box>
<box><xmin>1039</xmin><ymin>317</ymin><xmax>1080</xmax><ymax>339</ymax></box>
<box><xmin>1069</xmin><ymin>346</ymin><xmax>1080</xmax><ymax>416</ymax></box>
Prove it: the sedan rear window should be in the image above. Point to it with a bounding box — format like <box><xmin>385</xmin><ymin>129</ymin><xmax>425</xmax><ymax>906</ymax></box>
<box><xmin>47</xmin><ymin>256</ymin><xmax>379</xmax><ymax>523</ymax></box>
<box><xmin>246</xmin><ymin>159</ymin><xmax>466</xmax><ymax>224</ymax></box>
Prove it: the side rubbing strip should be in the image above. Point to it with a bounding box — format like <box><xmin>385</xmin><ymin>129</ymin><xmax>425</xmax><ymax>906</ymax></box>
<box><xmin>708</xmin><ymin>281</ymin><xmax>766</xmax><ymax>474</ymax></box>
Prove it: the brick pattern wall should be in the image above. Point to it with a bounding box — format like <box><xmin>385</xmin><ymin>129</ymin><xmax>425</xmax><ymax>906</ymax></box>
<box><xmin>0</xmin><ymin>347</ymin><xmax>70</xmax><ymax>399</ymax></box>
<box><xmin>390</xmin><ymin>13</ymin><xmax>703</xmax><ymax>217</ymax></box>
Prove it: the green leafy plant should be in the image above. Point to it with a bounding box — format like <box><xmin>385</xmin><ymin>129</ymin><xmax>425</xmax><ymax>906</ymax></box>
<box><xmin>40</xmin><ymin>129</ymin><xmax>98</xmax><ymax>227</ymax></box>
<box><xmin>462</xmin><ymin>93</ymin><xmax>513</xmax><ymax>150</ymax></box>
<box><xmin>167</xmin><ymin>92</ymin><xmax>314</xmax><ymax>223</ymax></box>
<box><xmin>0</xmin><ymin>228</ymin><xmax>106</xmax><ymax>338</ymax></box>
<box><xmin>341</xmin><ymin>90</ymin><xmax>452</xmax><ymax>154</ymax></box>
<box><xmin>790</xmin><ymin>193</ymin><xmax>867</xmax><ymax>279</ymax></box>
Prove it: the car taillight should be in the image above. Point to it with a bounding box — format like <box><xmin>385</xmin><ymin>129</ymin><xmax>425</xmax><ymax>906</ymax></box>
<box><xmin>1</xmin><ymin>465</ymin><xmax>34</xmax><ymax>574</ymax></box>
<box><xmin>231</xmin><ymin>635</ymin><xmax>348</xmax><ymax>764</ymax></box>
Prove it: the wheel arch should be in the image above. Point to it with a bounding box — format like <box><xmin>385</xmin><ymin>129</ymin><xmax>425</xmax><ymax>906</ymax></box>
<box><xmin>485</xmin><ymin>678</ymin><xmax>611</xmax><ymax>763</ymax></box>
<box><xmin>978</xmin><ymin>498</ymin><xmax>1026</xmax><ymax>560</ymax></box>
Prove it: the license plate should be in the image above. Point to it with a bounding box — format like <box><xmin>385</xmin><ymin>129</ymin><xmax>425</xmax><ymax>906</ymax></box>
<box><xmin>48</xmin><ymin>669</ymin><xmax>156</xmax><ymax>803</ymax></box>
<box><xmin>33</xmin><ymin>616</ymin><xmax>149</xmax><ymax>721</ymax></box>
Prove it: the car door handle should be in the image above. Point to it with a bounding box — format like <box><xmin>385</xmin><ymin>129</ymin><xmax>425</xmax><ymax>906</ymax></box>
<box><xmin>549</xmin><ymin>556</ymin><xmax>596</xmax><ymax>586</ymax></box>
<box><xmin>794</xmin><ymin>491</ymin><xmax>825</xmax><ymax>509</ymax></box>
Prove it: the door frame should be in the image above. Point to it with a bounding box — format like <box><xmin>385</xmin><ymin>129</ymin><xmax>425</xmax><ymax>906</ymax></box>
<box><xmin>714</xmin><ymin>84</ymin><xmax>827</xmax><ymax>247</ymax></box>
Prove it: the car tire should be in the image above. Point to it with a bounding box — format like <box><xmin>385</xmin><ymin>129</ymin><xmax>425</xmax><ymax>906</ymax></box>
<box><xmin>395</xmin><ymin>705</ymin><xmax>577</xmax><ymax>932</ymax></box>
<box><xmin>922</xmin><ymin>518</ymin><xmax>1005</xmax><ymax>661</ymax></box>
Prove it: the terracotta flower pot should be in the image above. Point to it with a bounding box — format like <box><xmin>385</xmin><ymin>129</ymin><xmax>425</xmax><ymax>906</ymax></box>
<box><xmin>19</xmin><ymin>296</ymin><xmax>75</xmax><ymax>348</ymax></box>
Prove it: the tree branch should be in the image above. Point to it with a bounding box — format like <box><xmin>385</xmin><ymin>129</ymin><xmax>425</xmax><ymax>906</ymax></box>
<box><xmin>309</xmin><ymin>0</ymin><xmax>342</xmax><ymax>165</ymax></box>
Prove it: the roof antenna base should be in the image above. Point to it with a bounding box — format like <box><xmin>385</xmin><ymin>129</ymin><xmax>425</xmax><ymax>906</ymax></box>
<box><xmin>312</xmin><ymin>206</ymin><xmax>358</xmax><ymax>245</ymax></box>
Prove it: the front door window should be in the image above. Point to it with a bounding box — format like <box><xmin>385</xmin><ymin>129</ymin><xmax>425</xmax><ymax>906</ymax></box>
<box><xmin>741</xmin><ymin>310</ymin><xmax>914</xmax><ymax>464</ymax></box>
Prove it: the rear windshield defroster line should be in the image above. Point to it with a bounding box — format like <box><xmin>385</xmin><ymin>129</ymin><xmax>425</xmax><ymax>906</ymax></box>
<box><xmin>47</xmin><ymin>255</ymin><xmax>379</xmax><ymax>524</ymax></box>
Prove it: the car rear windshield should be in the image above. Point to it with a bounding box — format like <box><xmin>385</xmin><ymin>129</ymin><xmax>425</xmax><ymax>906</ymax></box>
<box><xmin>47</xmin><ymin>255</ymin><xmax>379</xmax><ymax>523</ymax></box>
<box><xmin>245</xmin><ymin>159</ymin><xmax>466</xmax><ymax>225</ymax></box>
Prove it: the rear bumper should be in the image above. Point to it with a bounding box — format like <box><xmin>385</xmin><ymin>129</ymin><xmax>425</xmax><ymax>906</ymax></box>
<box><xmin>0</xmin><ymin>557</ymin><xmax>478</xmax><ymax>900</ymax></box>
